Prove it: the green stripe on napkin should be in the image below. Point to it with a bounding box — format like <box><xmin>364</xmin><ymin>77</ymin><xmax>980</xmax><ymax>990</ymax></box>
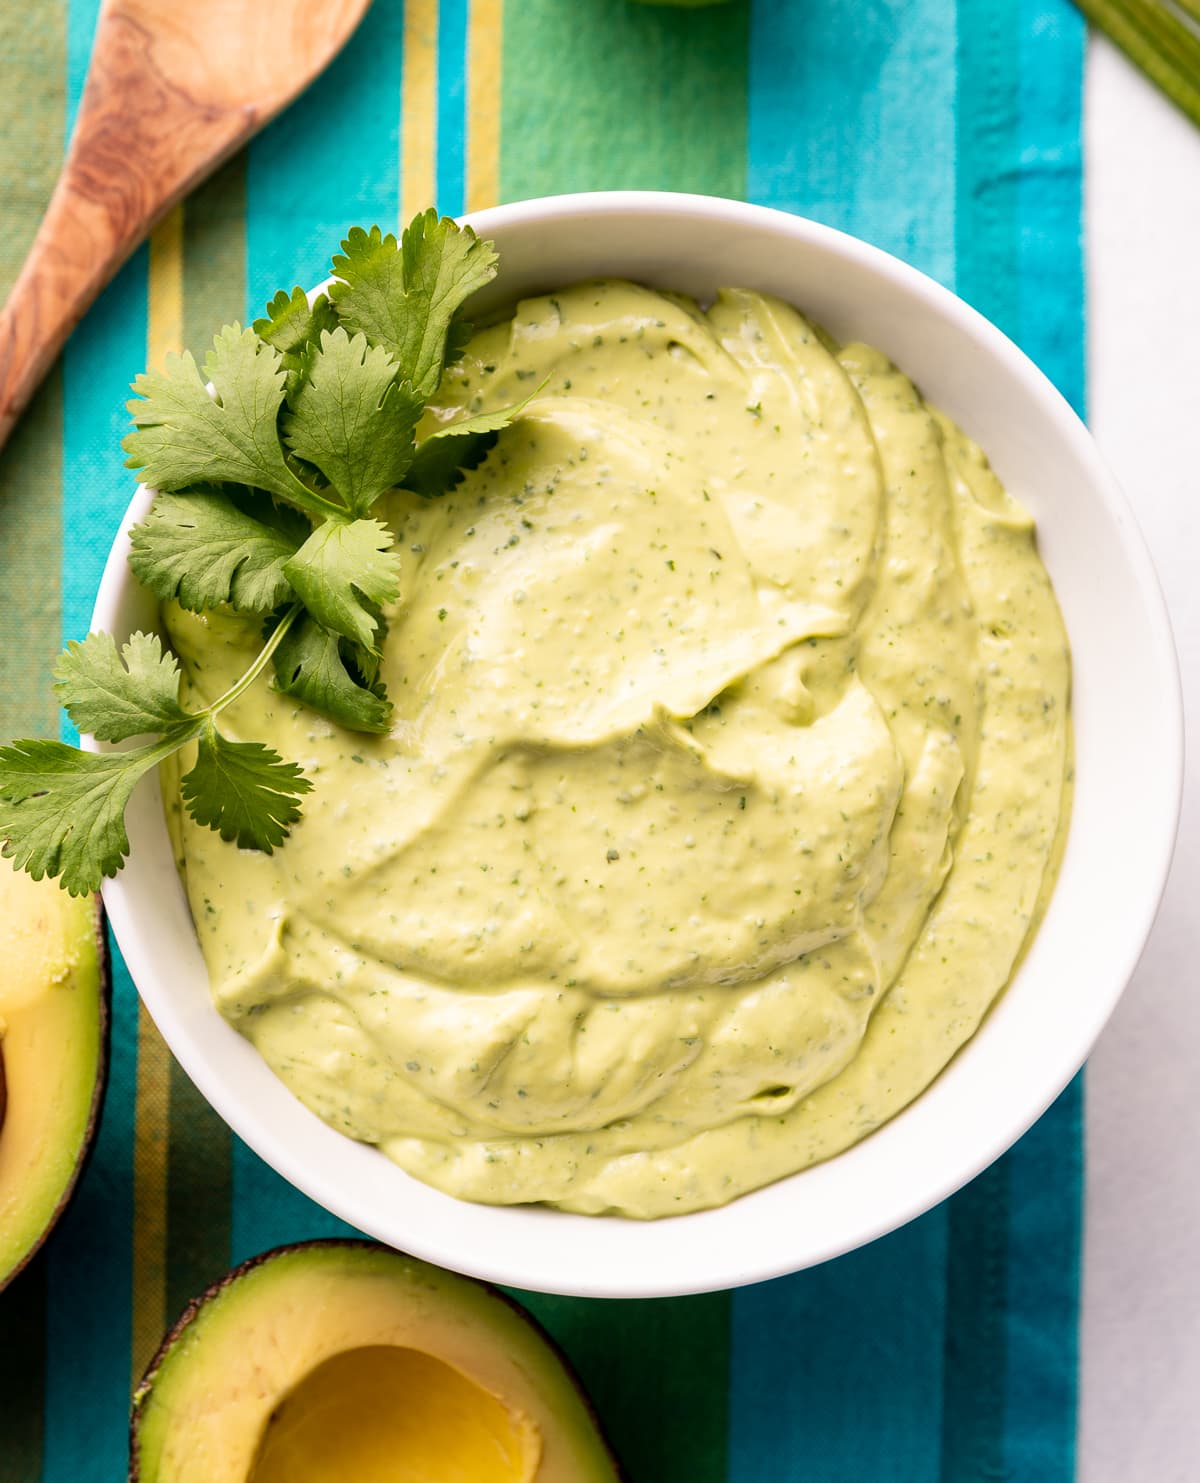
<box><xmin>160</xmin><ymin>158</ymin><xmax>247</xmax><ymax>1323</ymax></box>
<box><xmin>0</xmin><ymin>5</ymin><xmax>67</xmax><ymax>1476</ymax></box>
<box><xmin>500</xmin><ymin>0</ymin><xmax>750</xmax><ymax>200</ymax></box>
<box><xmin>523</xmin><ymin>1291</ymin><xmax>732</xmax><ymax>1482</ymax></box>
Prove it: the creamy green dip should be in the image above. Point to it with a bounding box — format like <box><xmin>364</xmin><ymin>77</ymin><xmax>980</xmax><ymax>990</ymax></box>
<box><xmin>163</xmin><ymin>282</ymin><xmax>1071</xmax><ymax>1218</ymax></box>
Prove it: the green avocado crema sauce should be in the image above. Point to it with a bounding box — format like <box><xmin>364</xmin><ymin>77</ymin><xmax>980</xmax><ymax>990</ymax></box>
<box><xmin>162</xmin><ymin>282</ymin><xmax>1072</xmax><ymax>1219</ymax></box>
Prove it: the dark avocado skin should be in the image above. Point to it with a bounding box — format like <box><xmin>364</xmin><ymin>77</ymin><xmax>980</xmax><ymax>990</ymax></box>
<box><xmin>0</xmin><ymin>898</ymin><xmax>111</xmax><ymax>1295</ymax></box>
<box><xmin>128</xmin><ymin>1237</ymin><xmax>627</xmax><ymax>1483</ymax></box>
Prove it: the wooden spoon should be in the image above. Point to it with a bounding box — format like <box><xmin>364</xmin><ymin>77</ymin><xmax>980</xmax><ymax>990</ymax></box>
<box><xmin>0</xmin><ymin>0</ymin><xmax>373</xmax><ymax>451</ymax></box>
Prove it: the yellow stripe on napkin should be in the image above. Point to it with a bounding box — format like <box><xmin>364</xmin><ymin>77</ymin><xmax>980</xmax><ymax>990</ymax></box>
<box><xmin>466</xmin><ymin>0</ymin><xmax>502</xmax><ymax>211</ymax></box>
<box><xmin>129</xmin><ymin>204</ymin><xmax>183</xmax><ymax>1388</ymax></box>
<box><xmin>401</xmin><ymin>0</ymin><xmax>438</xmax><ymax>226</ymax></box>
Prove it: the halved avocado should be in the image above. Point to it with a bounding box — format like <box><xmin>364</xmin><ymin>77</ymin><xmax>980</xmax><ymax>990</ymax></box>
<box><xmin>0</xmin><ymin>858</ymin><xmax>109</xmax><ymax>1289</ymax></box>
<box><xmin>130</xmin><ymin>1240</ymin><xmax>623</xmax><ymax>1483</ymax></box>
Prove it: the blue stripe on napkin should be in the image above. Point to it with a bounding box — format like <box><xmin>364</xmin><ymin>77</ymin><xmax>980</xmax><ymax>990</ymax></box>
<box><xmin>437</xmin><ymin>0</ymin><xmax>469</xmax><ymax>217</ymax></box>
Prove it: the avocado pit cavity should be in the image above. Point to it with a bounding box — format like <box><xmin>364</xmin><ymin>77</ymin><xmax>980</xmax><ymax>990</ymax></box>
<box><xmin>249</xmin><ymin>1345</ymin><xmax>534</xmax><ymax>1483</ymax></box>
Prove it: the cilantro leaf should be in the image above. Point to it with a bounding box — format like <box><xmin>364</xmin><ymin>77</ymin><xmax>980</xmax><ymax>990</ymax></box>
<box><xmin>123</xmin><ymin>326</ymin><xmax>330</xmax><ymax>518</ymax></box>
<box><xmin>400</xmin><ymin>210</ymin><xmax>498</xmax><ymax>390</ymax></box>
<box><xmin>282</xmin><ymin>517</ymin><xmax>401</xmax><ymax>651</ymax></box>
<box><xmin>328</xmin><ymin>226</ymin><xmax>405</xmax><ymax>354</ymax></box>
<box><xmin>180</xmin><ymin>721</ymin><xmax>311</xmax><ymax>852</ymax></box>
<box><xmin>282</xmin><ymin>328</ymin><xmax>423</xmax><ymax>515</ymax></box>
<box><xmin>405</xmin><ymin>425</ymin><xmax>498</xmax><ymax>497</ymax></box>
<box><xmin>331</xmin><ymin>214</ymin><xmax>498</xmax><ymax>398</ymax></box>
<box><xmin>253</xmin><ymin>286</ymin><xmax>340</xmax><ymax>356</ymax></box>
<box><xmin>253</xmin><ymin>287</ymin><xmax>339</xmax><ymax>360</ymax></box>
<box><xmin>0</xmin><ymin>739</ymin><xmax>172</xmax><ymax>896</ymax></box>
<box><xmin>348</xmin><ymin>629</ymin><xmax>383</xmax><ymax>688</ymax></box>
<box><xmin>53</xmin><ymin>631</ymin><xmax>189</xmax><ymax>742</ymax></box>
<box><xmin>406</xmin><ymin>385</ymin><xmax>545</xmax><ymax>497</ymax></box>
<box><xmin>129</xmin><ymin>489</ymin><xmax>306</xmax><ymax>613</ymax></box>
<box><xmin>272</xmin><ymin>615</ymin><xmax>392</xmax><ymax>733</ymax></box>
<box><xmin>252</xmin><ymin>287</ymin><xmax>340</xmax><ymax>401</ymax></box>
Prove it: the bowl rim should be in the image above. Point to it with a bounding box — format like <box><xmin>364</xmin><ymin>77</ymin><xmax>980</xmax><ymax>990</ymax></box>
<box><xmin>94</xmin><ymin>190</ymin><xmax>1184</xmax><ymax>1297</ymax></box>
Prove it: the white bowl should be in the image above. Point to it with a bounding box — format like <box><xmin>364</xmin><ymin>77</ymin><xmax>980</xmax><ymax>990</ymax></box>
<box><xmin>92</xmin><ymin>192</ymin><xmax>1183</xmax><ymax>1298</ymax></box>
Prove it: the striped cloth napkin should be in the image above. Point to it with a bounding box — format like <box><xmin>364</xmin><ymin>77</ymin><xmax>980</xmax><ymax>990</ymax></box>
<box><xmin>0</xmin><ymin>1</ymin><xmax>1085</xmax><ymax>1477</ymax></box>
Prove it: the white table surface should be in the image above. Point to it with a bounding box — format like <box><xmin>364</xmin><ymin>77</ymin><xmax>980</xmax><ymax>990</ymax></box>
<box><xmin>1082</xmin><ymin>34</ymin><xmax>1200</xmax><ymax>1483</ymax></box>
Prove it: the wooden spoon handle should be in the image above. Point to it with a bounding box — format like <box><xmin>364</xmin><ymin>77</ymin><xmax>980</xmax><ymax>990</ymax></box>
<box><xmin>0</xmin><ymin>6</ymin><xmax>255</xmax><ymax>450</ymax></box>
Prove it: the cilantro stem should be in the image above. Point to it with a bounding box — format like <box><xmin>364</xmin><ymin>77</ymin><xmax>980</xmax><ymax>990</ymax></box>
<box><xmin>199</xmin><ymin>603</ymin><xmax>303</xmax><ymax>719</ymax></box>
<box><xmin>282</xmin><ymin>472</ymin><xmax>351</xmax><ymax>523</ymax></box>
<box><xmin>126</xmin><ymin>730</ymin><xmax>203</xmax><ymax>770</ymax></box>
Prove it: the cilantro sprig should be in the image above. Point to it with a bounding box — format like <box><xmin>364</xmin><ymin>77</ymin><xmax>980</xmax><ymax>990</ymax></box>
<box><xmin>0</xmin><ymin>210</ymin><xmax>530</xmax><ymax>895</ymax></box>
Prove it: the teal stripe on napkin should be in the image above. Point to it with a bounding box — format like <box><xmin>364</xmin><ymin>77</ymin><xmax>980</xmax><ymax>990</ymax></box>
<box><xmin>941</xmin><ymin>6</ymin><xmax>1026</xmax><ymax>1475</ymax></box>
<box><xmin>746</xmin><ymin>0</ymin><xmax>957</xmax><ymax>286</ymax></box>
<box><xmin>437</xmin><ymin>0</ymin><xmax>469</xmax><ymax>217</ymax></box>
<box><xmin>730</xmin><ymin>1214</ymin><xmax>952</xmax><ymax>1481</ymax></box>
<box><xmin>1004</xmin><ymin>2</ymin><xmax>1086</xmax><ymax>1470</ymax></box>
<box><xmin>244</xmin><ymin>2</ymin><xmax>404</xmax><ymax>318</ymax></box>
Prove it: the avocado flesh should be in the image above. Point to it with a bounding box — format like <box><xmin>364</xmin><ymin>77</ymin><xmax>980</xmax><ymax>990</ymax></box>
<box><xmin>249</xmin><ymin>1345</ymin><xmax>531</xmax><ymax>1483</ymax></box>
<box><xmin>131</xmin><ymin>1241</ymin><xmax>622</xmax><ymax>1483</ymax></box>
<box><xmin>0</xmin><ymin>858</ymin><xmax>107</xmax><ymax>1288</ymax></box>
